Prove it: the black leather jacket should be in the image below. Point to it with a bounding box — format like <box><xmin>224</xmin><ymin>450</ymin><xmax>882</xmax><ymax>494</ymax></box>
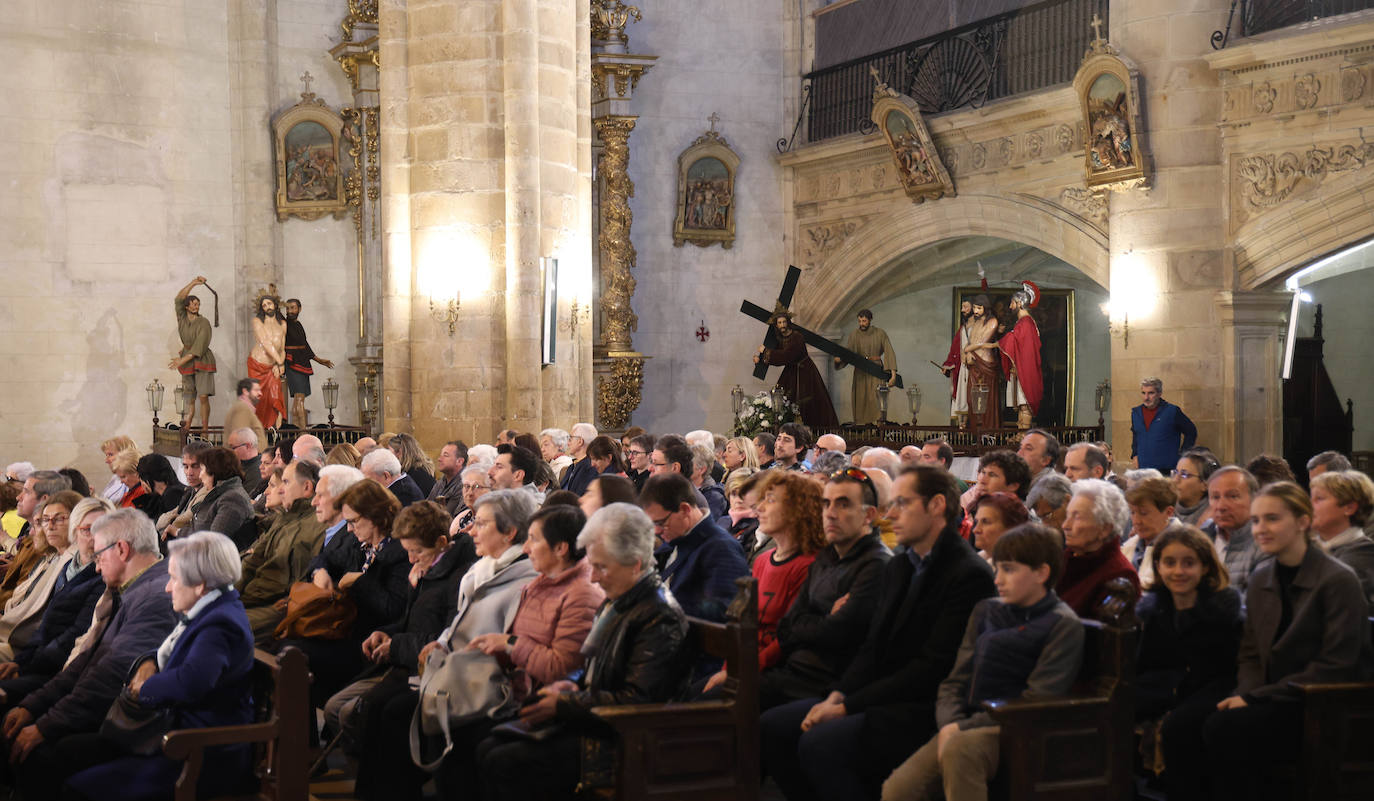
<box><xmin>557</xmin><ymin>572</ymin><xmax>691</xmax><ymax>724</ymax></box>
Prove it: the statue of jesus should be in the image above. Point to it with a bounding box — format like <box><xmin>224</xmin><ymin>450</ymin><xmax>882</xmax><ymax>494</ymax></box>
<box><xmin>754</xmin><ymin>310</ymin><xmax>838</xmax><ymax>428</ymax></box>
<box><xmin>958</xmin><ymin>295</ymin><xmax>1001</xmax><ymax>431</ymax></box>
<box><xmin>248</xmin><ymin>290</ymin><xmax>288</xmax><ymax>429</ymax></box>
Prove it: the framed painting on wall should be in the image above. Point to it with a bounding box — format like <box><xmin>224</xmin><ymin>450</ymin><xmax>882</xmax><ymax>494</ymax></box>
<box><xmin>272</xmin><ymin>91</ymin><xmax>350</xmax><ymax>222</ymax></box>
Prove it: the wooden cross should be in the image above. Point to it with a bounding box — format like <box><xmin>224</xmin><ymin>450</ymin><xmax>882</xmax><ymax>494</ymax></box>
<box><xmin>740</xmin><ymin>265</ymin><xmax>903</xmax><ymax>387</ymax></box>
<box><xmin>708</xmin><ymin>111</ymin><xmax>720</xmax><ymax>133</ymax></box>
<box><xmin>300</xmin><ymin>70</ymin><xmax>314</xmax><ymax>94</ymax></box>
<box><xmin>1090</xmin><ymin>14</ymin><xmax>1104</xmax><ymax>45</ymax></box>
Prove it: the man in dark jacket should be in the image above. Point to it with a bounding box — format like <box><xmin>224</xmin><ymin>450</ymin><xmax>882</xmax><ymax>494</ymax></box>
<box><xmin>761</xmin><ymin>470</ymin><xmax>892</xmax><ymax>710</ymax></box>
<box><xmin>640</xmin><ymin>473</ymin><xmax>749</xmax><ymax>623</ymax></box>
<box><xmin>362</xmin><ymin>448</ymin><xmax>423</xmax><ymax>508</ymax></box>
<box><xmin>760</xmin><ymin>465</ymin><xmax>996</xmax><ymax>801</ymax></box>
<box><xmin>1131</xmin><ymin>377</ymin><xmax>1197</xmax><ymax>473</ymax></box>
<box><xmin>4</xmin><ymin>509</ymin><xmax>177</xmax><ymax>800</ymax></box>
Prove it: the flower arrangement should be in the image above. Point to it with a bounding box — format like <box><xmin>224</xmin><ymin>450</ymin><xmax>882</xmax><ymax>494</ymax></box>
<box><xmin>732</xmin><ymin>390</ymin><xmax>800</xmax><ymax>437</ymax></box>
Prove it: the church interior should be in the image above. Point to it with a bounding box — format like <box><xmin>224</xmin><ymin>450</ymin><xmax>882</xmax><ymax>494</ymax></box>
<box><xmin>4</xmin><ymin>0</ymin><xmax>1374</xmax><ymax>799</ymax></box>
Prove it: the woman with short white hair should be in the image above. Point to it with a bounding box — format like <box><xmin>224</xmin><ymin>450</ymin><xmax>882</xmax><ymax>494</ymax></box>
<box><xmin>1056</xmin><ymin>478</ymin><xmax>1140</xmax><ymax>617</ymax></box>
<box><xmin>65</xmin><ymin>531</ymin><xmax>255</xmax><ymax>801</ymax></box>
<box><xmin>477</xmin><ymin>503</ymin><xmax>693</xmax><ymax>800</ymax></box>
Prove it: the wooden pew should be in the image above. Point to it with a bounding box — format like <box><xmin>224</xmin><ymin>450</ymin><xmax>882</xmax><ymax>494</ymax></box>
<box><xmin>161</xmin><ymin>646</ymin><xmax>311</xmax><ymax>801</ymax></box>
<box><xmin>984</xmin><ymin>577</ymin><xmax>1139</xmax><ymax>801</ymax></box>
<box><xmin>1290</xmin><ymin>617</ymin><xmax>1374</xmax><ymax>801</ymax></box>
<box><xmin>578</xmin><ymin>577</ymin><xmax>759</xmax><ymax>801</ymax></box>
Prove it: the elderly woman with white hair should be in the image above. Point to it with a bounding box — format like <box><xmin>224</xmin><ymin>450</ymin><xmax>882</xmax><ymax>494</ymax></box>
<box><xmin>476</xmin><ymin>502</ymin><xmax>693</xmax><ymax>801</ymax></box>
<box><xmin>65</xmin><ymin>530</ymin><xmax>255</xmax><ymax>801</ymax></box>
<box><xmin>1056</xmin><ymin>478</ymin><xmax>1141</xmax><ymax>617</ymax></box>
<box><xmin>449</xmin><ymin>463</ymin><xmax>494</xmax><ymax>537</ymax></box>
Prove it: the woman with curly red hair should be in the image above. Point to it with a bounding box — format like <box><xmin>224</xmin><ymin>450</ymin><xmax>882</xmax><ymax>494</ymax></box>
<box><xmin>704</xmin><ymin>470</ymin><xmax>826</xmax><ymax>693</ymax></box>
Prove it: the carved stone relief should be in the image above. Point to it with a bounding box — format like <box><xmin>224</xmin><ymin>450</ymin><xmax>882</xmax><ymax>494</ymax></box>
<box><xmin>1056</xmin><ymin>187</ymin><xmax>1108</xmax><ymax>230</ymax></box>
<box><xmin>1341</xmin><ymin>67</ymin><xmax>1365</xmax><ymax>102</ymax></box>
<box><xmin>1232</xmin><ymin>140</ymin><xmax>1374</xmax><ymax>228</ymax></box>
<box><xmin>1222</xmin><ymin>65</ymin><xmax>1372</xmax><ymax>126</ymax></box>
<box><xmin>1293</xmin><ymin>74</ymin><xmax>1321</xmax><ymax>110</ymax></box>
<box><xmin>799</xmin><ymin>218</ymin><xmax>869</xmax><ymax>269</ymax></box>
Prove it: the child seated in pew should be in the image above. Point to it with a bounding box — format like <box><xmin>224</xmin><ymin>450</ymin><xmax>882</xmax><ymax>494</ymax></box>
<box><xmin>880</xmin><ymin>523</ymin><xmax>1085</xmax><ymax>801</ymax></box>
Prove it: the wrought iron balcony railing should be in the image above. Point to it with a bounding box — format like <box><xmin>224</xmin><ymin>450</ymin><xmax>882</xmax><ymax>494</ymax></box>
<box><xmin>785</xmin><ymin>0</ymin><xmax>1107</xmax><ymax>150</ymax></box>
<box><xmin>1213</xmin><ymin>0</ymin><xmax>1374</xmax><ymax>49</ymax></box>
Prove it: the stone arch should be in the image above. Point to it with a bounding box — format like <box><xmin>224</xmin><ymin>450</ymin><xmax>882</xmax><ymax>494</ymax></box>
<box><xmin>793</xmin><ymin>193</ymin><xmax>1110</xmax><ymax>329</ymax></box>
<box><xmin>1235</xmin><ymin>166</ymin><xmax>1374</xmax><ymax>290</ymax></box>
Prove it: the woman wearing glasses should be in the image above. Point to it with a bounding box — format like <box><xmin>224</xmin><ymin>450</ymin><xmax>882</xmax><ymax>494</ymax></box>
<box><xmin>0</xmin><ymin>490</ymin><xmax>86</xmax><ymax>662</ymax></box>
<box><xmin>0</xmin><ymin>497</ymin><xmax>111</xmax><ymax>706</ymax></box>
<box><xmin>1172</xmin><ymin>448</ymin><xmax>1218</xmax><ymax>527</ymax></box>
<box><xmin>449</xmin><ymin>464</ymin><xmax>493</xmax><ymax>537</ymax></box>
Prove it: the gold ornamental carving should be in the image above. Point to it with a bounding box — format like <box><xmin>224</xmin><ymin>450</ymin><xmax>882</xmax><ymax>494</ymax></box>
<box><xmin>597</xmin><ymin>355</ymin><xmax>644</xmax><ymax>430</ymax></box>
<box><xmin>595</xmin><ymin>116</ymin><xmax>639</xmax><ymax>353</ymax></box>
<box><xmin>591</xmin><ymin>0</ymin><xmax>642</xmax><ymax>51</ymax></box>
<box><xmin>341</xmin><ymin>0</ymin><xmax>378</xmax><ymax>40</ymax></box>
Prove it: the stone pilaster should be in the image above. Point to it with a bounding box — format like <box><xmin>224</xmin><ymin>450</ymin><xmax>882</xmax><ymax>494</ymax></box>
<box><xmin>1106</xmin><ymin>0</ymin><xmax>1233</xmax><ymax>463</ymax></box>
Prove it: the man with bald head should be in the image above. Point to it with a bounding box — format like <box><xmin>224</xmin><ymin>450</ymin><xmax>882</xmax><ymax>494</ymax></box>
<box><xmin>226</xmin><ymin>427</ymin><xmax>264</xmax><ymax>495</ymax></box>
<box><xmin>816</xmin><ymin>433</ymin><xmax>846</xmax><ymax>455</ymax></box>
<box><xmin>292</xmin><ymin>434</ymin><xmax>326</xmax><ymax>466</ymax></box>
<box><xmin>354</xmin><ymin>437</ymin><xmax>377</xmax><ymax>456</ymax></box>
<box><xmin>859</xmin><ymin>447</ymin><xmax>901</xmax><ymax>480</ymax></box>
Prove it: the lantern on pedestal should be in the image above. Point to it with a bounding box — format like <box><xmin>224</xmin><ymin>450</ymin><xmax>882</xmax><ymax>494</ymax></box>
<box><xmin>145</xmin><ymin>379</ymin><xmax>165</xmax><ymax>428</ymax></box>
<box><xmin>875</xmin><ymin>384</ymin><xmax>890</xmax><ymax>423</ymax></box>
<box><xmin>906</xmin><ymin>384</ymin><xmax>922</xmax><ymax>424</ymax></box>
<box><xmin>323</xmin><ymin>378</ymin><xmax>339</xmax><ymax>427</ymax></box>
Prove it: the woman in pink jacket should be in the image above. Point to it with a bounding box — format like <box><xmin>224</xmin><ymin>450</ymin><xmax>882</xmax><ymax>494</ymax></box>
<box><xmin>446</xmin><ymin>504</ymin><xmax>605</xmax><ymax>793</ymax></box>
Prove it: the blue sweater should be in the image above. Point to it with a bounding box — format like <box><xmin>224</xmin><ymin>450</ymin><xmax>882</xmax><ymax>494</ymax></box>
<box><xmin>1131</xmin><ymin>400</ymin><xmax>1197</xmax><ymax>474</ymax></box>
<box><xmin>654</xmin><ymin>516</ymin><xmax>749</xmax><ymax>622</ymax></box>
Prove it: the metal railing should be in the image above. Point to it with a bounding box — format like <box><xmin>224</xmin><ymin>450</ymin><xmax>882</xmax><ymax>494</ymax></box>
<box><xmin>791</xmin><ymin>0</ymin><xmax>1107</xmax><ymax>148</ymax></box>
<box><xmin>1214</xmin><ymin>0</ymin><xmax>1374</xmax><ymax>48</ymax></box>
<box><xmin>812</xmin><ymin>423</ymin><xmax>1104</xmax><ymax>456</ymax></box>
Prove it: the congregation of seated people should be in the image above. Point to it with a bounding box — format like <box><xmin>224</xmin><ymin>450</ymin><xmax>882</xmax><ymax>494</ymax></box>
<box><xmin>0</xmin><ymin>412</ymin><xmax>1371</xmax><ymax>801</ymax></box>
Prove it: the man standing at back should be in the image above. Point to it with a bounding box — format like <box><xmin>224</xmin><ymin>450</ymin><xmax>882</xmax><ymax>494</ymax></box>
<box><xmin>224</xmin><ymin>379</ymin><xmax>266</xmax><ymax>452</ymax></box>
<box><xmin>761</xmin><ymin>465</ymin><xmax>995</xmax><ymax>801</ymax></box>
<box><xmin>1131</xmin><ymin>377</ymin><xmax>1197</xmax><ymax>473</ymax></box>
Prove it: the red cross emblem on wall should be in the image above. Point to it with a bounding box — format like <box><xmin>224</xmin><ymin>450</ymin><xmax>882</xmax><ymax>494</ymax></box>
<box><xmin>695</xmin><ymin>321</ymin><xmax>710</xmax><ymax>342</ymax></box>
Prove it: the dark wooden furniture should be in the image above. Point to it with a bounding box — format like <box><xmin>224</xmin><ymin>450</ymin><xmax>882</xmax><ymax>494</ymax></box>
<box><xmin>161</xmin><ymin>646</ymin><xmax>310</xmax><ymax>801</ymax></box>
<box><xmin>1283</xmin><ymin>304</ymin><xmax>1354</xmax><ymax>485</ymax></box>
<box><xmin>1290</xmin><ymin>617</ymin><xmax>1374</xmax><ymax>801</ymax></box>
<box><xmin>985</xmin><ymin>577</ymin><xmax>1139</xmax><ymax>801</ymax></box>
<box><xmin>578</xmin><ymin>578</ymin><xmax>759</xmax><ymax>801</ymax></box>
<box><xmin>812</xmin><ymin>423</ymin><xmax>1104</xmax><ymax>457</ymax></box>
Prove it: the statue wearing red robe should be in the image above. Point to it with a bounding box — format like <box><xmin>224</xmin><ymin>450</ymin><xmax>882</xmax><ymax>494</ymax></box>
<box><xmin>999</xmin><ymin>308</ymin><xmax>1044</xmax><ymax>427</ymax></box>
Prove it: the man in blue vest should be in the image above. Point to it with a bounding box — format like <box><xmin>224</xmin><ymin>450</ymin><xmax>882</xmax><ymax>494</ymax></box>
<box><xmin>1131</xmin><ymin>377</ymin><xmax>1197</xmax><ymax>473</ymax></box>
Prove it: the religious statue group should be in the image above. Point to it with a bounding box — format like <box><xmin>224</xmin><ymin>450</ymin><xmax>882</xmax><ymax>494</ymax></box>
<box><xmin>172</xmin><ymin>277</ymin><xmax>332</xmax><ymax>432</ymax></box>
<box><xmin>751</xmin><ymin>276</ymin><xmax>1044</xmax><ymax>431</ymax></box>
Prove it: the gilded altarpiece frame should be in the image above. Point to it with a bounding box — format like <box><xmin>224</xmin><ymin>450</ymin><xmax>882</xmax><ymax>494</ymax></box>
<box><xmin>673</xmin><ymin>127</ymin><xmax>739</xmax><ymax>249</ymax></box>
<box><xmin>272</xmin><ymin>93</ymin><xmax>350</xmax><ymax>222</ymax></box>
<box><xmin>870</xmin><ymin>75</ymin><xmax>955</xmax><ymax>204</ymax></box>
<box><xmin>1073</xmin><ymin>39</ymin><xmax>1149</xmax><ymax>192</ymax></box>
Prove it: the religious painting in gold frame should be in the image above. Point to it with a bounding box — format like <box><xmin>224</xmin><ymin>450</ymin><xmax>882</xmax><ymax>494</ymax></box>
<box><xmin>1073</xmin><ymin>36</ymin><xmax>1148</xmax><ymax>192</ymax></box>
<box><xmin>951</xmin><ymin>286</ymin><xmax>1076</xmax><ymax>427</ymax></box>
<box><xmin>272</xmin><ymin>91</ymin><xmax>350</xmax><ymax>222</ymax></box>
<box><xmin>869</xmin><ymin>69</ymin><xmax>955</xmax><ymax>204</ymax></box>
<box><xmin>673</xmin><ymin>124</ymin><xmax>739</xmax><ymax>249</ymax></box>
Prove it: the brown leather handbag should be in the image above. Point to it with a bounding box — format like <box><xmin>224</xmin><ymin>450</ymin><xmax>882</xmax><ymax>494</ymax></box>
<box><xmin>273</xmin><ymin>581</ymin><xmax>357</xmax><ymax>640</ymax></box>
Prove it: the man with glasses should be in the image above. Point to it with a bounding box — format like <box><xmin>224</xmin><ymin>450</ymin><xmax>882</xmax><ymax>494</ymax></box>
<box><xmin>639</xmin><ymin>473</ymin><xmax>747</xmax><ymax>623</ymax></box>
<box><xmin>224</xmin><ymin>378</ymin><xmax>266</xmax><ymax>452</ymax></box>
<box><xmin>5</xmin><ymin>510</ymin><xmax>176</xmax><ymax>800</ymax></box>
<box><xmin>0</xmin><ymin>472</ymin><xmax>73</xmax><ymax>609</ymax></box>
<box><xmin>240</xmin><ymin>460</ymin><xmax>328</xmax><ymax>642</ymax></box>
<box><xmin>225</xmin><ymin>427</ymin><xmax>263</xmax><ymax>496</ymax></box>
<box><xmin>559</xmin><ymin>423</ymin><xmax>599</xmax><ymax>496</ymax></box>
<box><xmin>757</xmin><ymin>469</ymin><xmax>892</xmax><ymax>711</ymax></box>
<box><xmin>624</xmin><ymin>434</ymin><xmax>654</xmax><ymax>493</ymax></box>
<box><xmin>761</xmin><ymin>465</ymin><xmax>995</xmax><ymax>801</ymax></box>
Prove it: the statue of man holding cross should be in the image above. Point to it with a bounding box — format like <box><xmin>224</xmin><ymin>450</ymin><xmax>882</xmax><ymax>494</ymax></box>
<box><xmin>754</xmin><ymin>308</ymin><xmax>839</xmax><ymax>428</ymax></box>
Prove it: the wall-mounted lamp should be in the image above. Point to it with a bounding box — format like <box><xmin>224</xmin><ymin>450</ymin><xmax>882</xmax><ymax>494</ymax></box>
<box><xmin>429</xmin><ymin>293</ymin><xmax>461</xmax><ymax>336</ymax></box>
<box><xmin>1101</xmin><ymin>302</ymin><xmax>1130</xmax><ymax>349</ymax></box>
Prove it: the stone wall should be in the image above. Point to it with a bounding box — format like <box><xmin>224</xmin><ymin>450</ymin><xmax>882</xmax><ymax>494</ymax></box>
<box><xmin>2</xmin><ymin>0</ymin><xmax>365</xmax><ymax>480</ymax></box>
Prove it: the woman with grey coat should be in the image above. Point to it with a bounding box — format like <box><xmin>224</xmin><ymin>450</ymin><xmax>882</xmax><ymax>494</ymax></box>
<box><xmin>188</xmin><ymin>446</ymin><xmax>257</xmax><ymax>550</ymax></box>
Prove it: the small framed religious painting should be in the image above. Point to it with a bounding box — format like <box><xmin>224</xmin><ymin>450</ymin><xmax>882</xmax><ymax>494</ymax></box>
<box><xmin>673</xmin><ymin>121</ymin><xmax>740</xmax><ymax>249</ymax></box>
<box><xmin>272</xmin><ymin>91</ymin><xmax>350</xmax><ymax>222</ymax></box>
<box><xmin>1073</xmin><ymin>35</ymin><xmax>1149</xmax><ymax>192</ymax></box>
<box><xmin>869</xmin><ymin>68</ymin><xmax>955</xmax><ymax>204</ymax></box>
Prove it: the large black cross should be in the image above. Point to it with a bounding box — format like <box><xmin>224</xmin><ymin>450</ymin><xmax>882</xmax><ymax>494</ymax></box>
<box><xmin>740</xmin><ymin>265</ymin><xmax>904</xmax><ymax>388</ymax></box>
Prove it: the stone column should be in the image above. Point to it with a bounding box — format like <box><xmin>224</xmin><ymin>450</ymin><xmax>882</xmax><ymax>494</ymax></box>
<box><xmin>1107</xmin><ymin>0</ymin><xmax>1233</xmax><ymax>462</ymax></box>
<box><xmin>380</xmin><ymin>0</ymin><xmax>589</xmax><ymax>444</ymax></box>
